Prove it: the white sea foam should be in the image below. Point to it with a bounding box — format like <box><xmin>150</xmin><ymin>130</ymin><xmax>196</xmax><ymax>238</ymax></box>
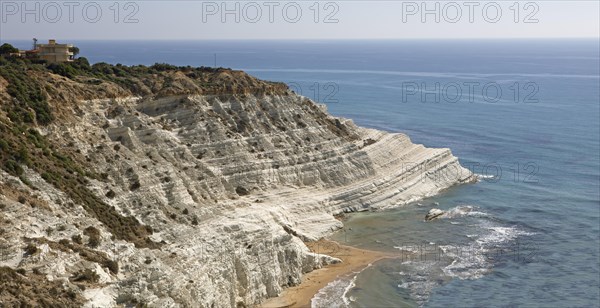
<box><xmin>475</xmin><ymin>173</ymin><xmax>496</xmax><ymax>182</ymax></box>
<box><xmin>311</xmin><ymin>278</ymin><xmax>352</xmax><ymax>308</ymax></box>
<box><xmin>440</xmin><ymin>205</ymin><xmax>489</xmax><ymax>219</ymax></box>
<box><xmin>395</xmin><ymin>205</ymin><xmax>533</xmax><ymax>306</ymax></box>
<box><xmin>393</xmin><ymin>245</ymin><xmax>421</xmax><ymax>253</ymax></box>
<box><xmin>397</xmin><ymin>261</ymin><xmax>445</xmax><ymax>306</ymax></box>
<box><xmin>322</xmin><ymin>205</ymin><xmax>533</xmax><ymax>307</ymax></box>
<box><xmin>311</xmin><ymin>265</ymin><xmax>371</xmax><ymax>308</ymax></box>
<box><xmin>341</xmin><ymin>274</ymin><xmax>359</xmax><ymax>306</ymax></box>
<box><xmin>441</xmin><ymin>221</ymin><xmax>534</xmax><ymax>280</ymax></box>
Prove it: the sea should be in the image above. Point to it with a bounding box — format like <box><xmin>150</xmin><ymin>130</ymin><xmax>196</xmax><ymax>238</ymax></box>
<box><xmin>8</xmin><ymin>39</ymin><xmax>599</xmax><ymax>307</ymax></box>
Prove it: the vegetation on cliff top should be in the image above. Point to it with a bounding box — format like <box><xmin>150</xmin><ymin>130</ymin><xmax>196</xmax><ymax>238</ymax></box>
<box><xmin>0</xmin><ymin>59</ymin><xmax>53</xmax><ymax>124</ymax></box>
<box><xmin>1</xmin><ymin>54</ymin><xmax>287</xmax><ymax>118</ymax></box>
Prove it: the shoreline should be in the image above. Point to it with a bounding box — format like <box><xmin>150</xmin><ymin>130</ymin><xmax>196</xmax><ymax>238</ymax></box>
<box><xmin>260</xmin><ymin>239</ymin><xmax>395</xmax><ymax>308</ymax></box>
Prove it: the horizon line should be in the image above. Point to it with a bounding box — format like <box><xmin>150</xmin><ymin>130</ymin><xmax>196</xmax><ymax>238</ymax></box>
<box><xmin>2</xmin><ymin>37</ymin><xmax>599</xmax><ymax>42</ymax></box>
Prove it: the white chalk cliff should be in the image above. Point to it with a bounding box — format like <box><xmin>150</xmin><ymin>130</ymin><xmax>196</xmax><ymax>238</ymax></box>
<box><xmin>0</xmin><ymin>67</ymin><xmax>473</xmax><ymax>307</ymax></box>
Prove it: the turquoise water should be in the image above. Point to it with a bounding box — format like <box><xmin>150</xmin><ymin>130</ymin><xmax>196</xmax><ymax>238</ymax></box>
<box><xmin>10</xmin><ymin>39</ymin><xmax>599</xmax><ymax>307</ymax></box>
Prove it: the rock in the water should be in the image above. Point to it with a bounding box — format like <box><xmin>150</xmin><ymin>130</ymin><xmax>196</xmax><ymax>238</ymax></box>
<box><xmin>425</xmin><ymin>208</ymin><xmax>445</xmax><ymax>221</ymax></box>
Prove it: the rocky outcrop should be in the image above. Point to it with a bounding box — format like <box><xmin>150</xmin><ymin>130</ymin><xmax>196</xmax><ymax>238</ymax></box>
<box><xmin>0</xmin><ymin>65</ymin><xmax>473</xmax><ymax>307</ymax></box>
<box><xmin>425</xmin><ymin>208</ymin><xmax>445</xmax><ymax>221</ymax></box>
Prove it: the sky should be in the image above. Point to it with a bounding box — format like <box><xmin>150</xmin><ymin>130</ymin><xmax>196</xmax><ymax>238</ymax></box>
<box><xmin>0</xmin><ymin>1</ymin><xmax>599</xmax><ymax>41</ymax></box>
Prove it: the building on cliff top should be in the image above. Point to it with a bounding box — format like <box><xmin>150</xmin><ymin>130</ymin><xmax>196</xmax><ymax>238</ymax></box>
<box><xmin>35</xmin><ymin>39</ymin><xmax>75</xmax><ymax>63</ymax></box>
<box><xmin>4</xmin><ymin>39</ymin><xmax>75</xmax><ymax>63</ymax></box>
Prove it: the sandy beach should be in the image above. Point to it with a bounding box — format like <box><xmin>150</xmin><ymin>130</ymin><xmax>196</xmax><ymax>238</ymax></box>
<box><xmin>260</xmin><ymin>240</ymin><xmax>395</xmax><ymax>308</ymax></box>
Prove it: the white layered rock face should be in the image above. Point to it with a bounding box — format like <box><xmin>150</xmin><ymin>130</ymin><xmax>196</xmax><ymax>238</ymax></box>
<box><xmin>0</xmin><ymin>93</ymin><xmax>472</xmax><ymax>307</ymax></box>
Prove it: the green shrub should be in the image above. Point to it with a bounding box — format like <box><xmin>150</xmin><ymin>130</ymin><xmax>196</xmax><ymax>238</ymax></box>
<box><xmin>5</xmin><ymin>160</ymin><xmax>24</xmax><ymax>176</ymax></box>
<box><xmin>105</xmin><ymin>190</ymin><xmax>116</xmax><ymax>198</ymax></box>
<box><xmin>102</xmin><ymin>259</ymin><xmax>119</xmax><ymax>274</ymax></box>
<box><xmin>91</xmin><ymin>62</ymin><xmax>114</xmax><ymax>75</ymax></box>
<box><xmin>19</xmin><ymin>175</ymin><xmax>32</xmax><ymax>186</ymax></box>
<box><xmin>73</xmin><ymin>57</ymin><xmax>90</xmax><ymax>69</ymax></box>
<box><xmin>0</xmin><ymin>139</ymin><xmax>8</xmax><ymax>151</ymax></box>
<box><xmin>24</xmin><ymin>243</ymin><xmax>38</xmax><ymax>255</ymax></box>
<box><xmin>129</xmin><ymin>181</ymin><xmax>141</xmax><ymax>191</ymax></box>
<box><xmin>150</xmin><ymin>63</ymin><xmax>178</xmax><ymax>72</ymax></box>
<box><xmin>47</xmin><ymin>63</ymin><xmax>79</xmax><ymax>79</ymax></box>
<box><xmin>0</xmin><ymin>43</ymin><xmax>18</xmax><ymax>55</ymax></box>
<box><xmin>69</xmin><ymin>46</ymin><xmax>80</xmax><ymax>57</ymax></box>
<box><xmin>15</xmin><ymin>148</ymin><xmax>31</xmax><ymax>165</ymax></box>
<box><xmin>84</xmin><ymin>226</ymin><xmax>101</xmax><ymax>248</ymax></box>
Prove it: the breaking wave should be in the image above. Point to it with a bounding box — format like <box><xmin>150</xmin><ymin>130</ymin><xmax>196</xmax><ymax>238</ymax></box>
<box><xmin>313</xmin><ymin>205</ymin><xmax>534</xmax><ymax>307</ymax></box>
<box><xmin>440</xmin><ymin>205</ymin><xmax>489</xmax><ymax>219</ymax></box>
<box><xmin>394</xmin><ymin>205</ymin><xmax>533</xmax><ymax>306</ymax></box>
<box><xmin>311</xmin><ymin>266</ymin><xmax>370</xmax><ymax>308</ymax></box>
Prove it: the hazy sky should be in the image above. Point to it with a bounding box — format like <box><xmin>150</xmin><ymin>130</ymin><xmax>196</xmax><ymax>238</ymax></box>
<box><xmin>1</xmin><ymin>1</ymin><xmax>598</xmax><ymax>41</ymax></box>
